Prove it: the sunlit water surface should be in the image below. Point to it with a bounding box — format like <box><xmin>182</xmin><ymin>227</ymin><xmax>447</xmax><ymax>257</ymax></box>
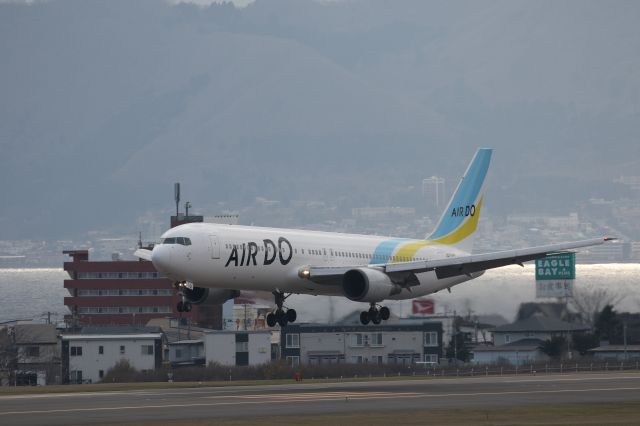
<box><xmin>1</xmin><ymin>265</ymin><xmax>638</xmax><ymax>324</ymax></box>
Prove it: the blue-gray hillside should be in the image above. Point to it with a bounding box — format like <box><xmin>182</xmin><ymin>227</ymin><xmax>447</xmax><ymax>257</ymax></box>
<box><xmin>0</xmin><ymin>0</ymin><xmax>638</xmax><ymax>238</ymax></box>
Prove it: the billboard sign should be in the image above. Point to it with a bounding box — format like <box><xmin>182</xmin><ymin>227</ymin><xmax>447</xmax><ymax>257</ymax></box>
<box><xmin>535</xmin><ymin>253</ymin><xmax>575</xmax><ymax>280</ymax></box>
<box><xmin>535</xmin><ymin>253</ymin><xmax>575</xmax><ymax>298</ymax></box>
<box><xmin>412</xmin><ymin>298</ymin><xmax>435</xmax><ymax>316</ymax></box>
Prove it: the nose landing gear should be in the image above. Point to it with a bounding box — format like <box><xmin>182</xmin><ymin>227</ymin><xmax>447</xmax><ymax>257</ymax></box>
<box><xmin>359</xmin><ymin>304</ymin><xmax>390</xmax><ymax>325</ymax></box>
<box><xmin>177</xmin><ymin>300</ymin><xmax>192</xmax><ymax>313</ymax></box>
<box><xmin>175</xmin><ymin>281</ymin><xmax>192</xmax><ymax>313</ymax></box>
<box><xmin>266</xmin><ymin>290</ymin><xmax>297</xmax><ymax>328</ymax></box>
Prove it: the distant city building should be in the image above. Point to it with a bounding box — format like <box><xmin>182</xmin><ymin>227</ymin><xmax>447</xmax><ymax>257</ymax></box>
<box><xmin>351</xmin><ymin>207</ymin><xmax>416</xmax><ymax>220</ymax></box>
<box><xmin>422</xmin><ymin>176</ymin><xmax>446</xmax><ymax>210</ymax></box>
<box><xmin>615</xmin><ymin>176</ymin><xmax>640</xmax><ymax>191</ymax></box>
<box><xmin>61</xmin><ymin>326</ymin><xmax>163</xmax><ymax>384</ymax></box>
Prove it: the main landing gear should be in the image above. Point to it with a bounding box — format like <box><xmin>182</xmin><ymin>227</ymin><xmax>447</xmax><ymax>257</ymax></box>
<box><xmin>266</xmin><ymin>290</ymin><xmax>297</xmax><ymax>328</ymax></box>
<box><xmin>359</xmin><ymin>304</ymin><xmax>390</xmax><ymax>325</ymax></box>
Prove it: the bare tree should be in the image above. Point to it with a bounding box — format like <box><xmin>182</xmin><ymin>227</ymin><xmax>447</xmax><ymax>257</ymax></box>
<box><xmin>569</xmin><ymin>286</ymin><xmax>623</xmax><ymax>327</ymax></box>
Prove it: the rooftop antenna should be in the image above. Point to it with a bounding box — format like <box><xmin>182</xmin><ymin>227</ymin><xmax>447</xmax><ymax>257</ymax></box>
<box><xmin>138</xmin><ymin>231</ymin><xmax>143</xmax><ymax>249</ymax></box>
<box><xmin>174</xmin><ymin>182</ymin><xmax>181</xmax><ymax>217</ymax></box>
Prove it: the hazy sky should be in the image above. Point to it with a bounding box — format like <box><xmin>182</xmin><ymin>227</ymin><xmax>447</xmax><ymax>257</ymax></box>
<box><xmin>1</xmin><ymin>0</ymin><xmax>638</xmax><ymax>239</ymax></box>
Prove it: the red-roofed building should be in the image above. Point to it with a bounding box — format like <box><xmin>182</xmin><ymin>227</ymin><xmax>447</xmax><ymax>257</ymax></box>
<box><xmin>63</xmin><ymin>249</ymin><xmax>222</xmax><ymax>329</ymax></box>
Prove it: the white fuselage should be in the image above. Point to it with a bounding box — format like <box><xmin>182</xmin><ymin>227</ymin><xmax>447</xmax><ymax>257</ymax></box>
<box><xmin>151</xmin><ymin>222</ymin><xmax>481</xmax><ymax>301</ymax></box>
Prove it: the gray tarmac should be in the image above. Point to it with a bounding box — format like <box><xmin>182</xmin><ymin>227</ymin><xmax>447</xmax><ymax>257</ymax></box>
<box><xmin>1</xmin><ymin>372</ymin><xmax>640</xmax><ymax>425</ymax></box>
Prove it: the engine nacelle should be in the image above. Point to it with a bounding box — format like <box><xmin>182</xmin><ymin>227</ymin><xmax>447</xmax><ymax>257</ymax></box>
<box><xmin>342</xmin><ymin>268</ymin><xmax>400</xmax><ymax>303</ymax></box>
<box><xmin>182</xmin><ymin>286</ymin><xmax>240</xmax><ymax>305</ymax></box>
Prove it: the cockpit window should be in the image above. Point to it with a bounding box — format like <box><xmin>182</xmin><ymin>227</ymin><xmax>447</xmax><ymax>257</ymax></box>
<box><xmin>160</xmin><ymin>237</ymin><xmax>191</xmax><ymax>246</ymax></box>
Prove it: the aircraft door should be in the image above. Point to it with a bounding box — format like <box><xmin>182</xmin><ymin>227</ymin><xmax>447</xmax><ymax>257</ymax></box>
<box><xmin>208</xmin><ymin>235</ymin><xmax>220</xmax><ymax>259</ymax></box>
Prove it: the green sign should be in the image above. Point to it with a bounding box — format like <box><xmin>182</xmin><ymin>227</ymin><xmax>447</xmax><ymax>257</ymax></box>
<box><xmin>535</xmin><ymin>253</ymin><xmax>575</xmax><ymax>280</ymax></box>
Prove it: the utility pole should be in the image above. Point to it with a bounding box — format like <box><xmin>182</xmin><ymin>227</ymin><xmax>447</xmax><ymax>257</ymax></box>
<box><xmin>624</xmin><ymin>321</ymin><xmax>628</xmax><ymax>361</ymax></box>
<box><xmin>453</xmin><ymin>310</ymin><xmax>458</xmax><ymax>365</ymax></box>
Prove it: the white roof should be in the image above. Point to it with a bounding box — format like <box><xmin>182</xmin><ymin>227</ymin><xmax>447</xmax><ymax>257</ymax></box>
<box><xmin>62</xmin><ymin>334</ymin><xmax>162</xmax><ymax>340</ymax></box>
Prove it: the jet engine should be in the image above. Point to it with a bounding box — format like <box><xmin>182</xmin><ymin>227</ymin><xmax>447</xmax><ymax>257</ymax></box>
<box><xmin>182</xmin><ymin>286</ymin><xmax>240</xmax><ymax>305</ymax></box>
<box><xmin>342</xmin><ymin>268</ymin><xmax>401</xmax><ymax>303</ymax></box>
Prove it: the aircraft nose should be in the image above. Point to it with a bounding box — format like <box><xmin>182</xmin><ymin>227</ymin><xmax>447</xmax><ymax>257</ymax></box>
<box><xmin>151</xmin><ymin>245</ymin><xmax>172</xmax><ymax>274</ymax></box>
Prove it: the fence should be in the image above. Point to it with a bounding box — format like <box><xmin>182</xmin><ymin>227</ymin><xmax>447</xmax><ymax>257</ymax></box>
<box><xmin>399</xmin><ymin>361</ymin><xmax>640</xmax><ymax>379</ymax></box>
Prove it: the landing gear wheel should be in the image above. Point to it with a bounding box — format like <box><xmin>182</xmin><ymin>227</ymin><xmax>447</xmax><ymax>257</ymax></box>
<box><xmin>177</xmin><ymin>301</ymin><xmax>184</xmax><ymax>312</ymax></box>
<box><xmin>266</xmin><ymin>312</ymin><xmax>277</xmax><ymax>327</ymax></box>
<box><xmin>267</xmin><ymin>291</ymin><xmax>296</xmax><ymax>328</ymax></box>
<box><xmin>360</xmin><ymin>311</ymin><xmax>370</xmax><ymax>325</ymax></box>
<box><xmin>286</xmin><ymin>309</ymin><xmax>297</xmax><ymax>323</ymax></box>
<box><xmin>380</xmin><ymin>306</ymin><xmax>390</xmax><ymax>321</ymax></box>
<box><xmin>371</xmin><ymin>312</ymin><xmax>382</xmax><ymax>325</ymax></box>
<box><xmin>183</xmin><ymin>301</ymin><xmax>192</xmax><ymax>312</ymax></box>
<box><xmin>276</xmin><ymin>310</ymin><xmax>289</xmax><ymax>327</ymax></box>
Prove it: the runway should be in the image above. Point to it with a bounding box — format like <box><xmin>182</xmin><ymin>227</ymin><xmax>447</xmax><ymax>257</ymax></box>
<box><xmin>1</xmin><ymin>372</ymin><xmax>640</xmax><ymax>425</ymax></box>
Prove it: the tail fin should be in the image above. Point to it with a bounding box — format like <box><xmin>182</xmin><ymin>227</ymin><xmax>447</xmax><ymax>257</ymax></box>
<box><xmin>427</xmin><ymin>148</ymin><xmax>492</xmax><ymax>253</ymax></box>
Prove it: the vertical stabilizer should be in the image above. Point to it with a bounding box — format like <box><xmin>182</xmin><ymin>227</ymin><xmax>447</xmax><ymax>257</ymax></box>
<box><xmin>427</xmin><ymin>148</ymin><xmax>492</xmax><ymax>253</ymax></box>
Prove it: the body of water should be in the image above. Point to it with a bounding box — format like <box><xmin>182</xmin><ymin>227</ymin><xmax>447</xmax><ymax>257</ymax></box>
<box><xmin>1</xmin><ymin>265</ymin><xmax>638</xmax><ymax>324</ymax></box>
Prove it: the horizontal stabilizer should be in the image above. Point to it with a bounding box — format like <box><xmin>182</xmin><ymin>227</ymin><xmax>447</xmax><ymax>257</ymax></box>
<box><xmin>134</xmin><ymin>249</ymin><xmax>152</xmax><ymax>261</ymax></box>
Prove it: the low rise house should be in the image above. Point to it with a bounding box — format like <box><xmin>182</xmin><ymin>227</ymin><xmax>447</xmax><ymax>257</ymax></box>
<box><xmin>492</xmin><ymin>314</ymin><xmax>589</xmax><ymax>346</ymax></box>
<box><xmin>61</xmin><ymin>326</ymin><xmax>163</xmax><ymax>384</ymax></box>
<box><xmin>12</xmin><ymin>324</ymin><xmax>60</xmax><ymax>385</ymax></box>
<box><xmin>281</xmin><ymin>320</ymin><xmax>443</xmax><ymax>366</ymax></box>
<box><xmin>168</xmin><ymin>340</ymin><xmax>205</xmax><ymax>367</ymax></box>
<box><xmin>588</xmin><ymin>345</ymin><xmax>640</xmax><ymax>362</ymax></box>
<box><xmin>471</xmin><ymin>313</ymin><xmax>590</xmax><ymax>365</ymax></box>
<box><xmin>473</xmin><ymin>338</ymin><xmax>549</xmax><ymax>365</ymax></box>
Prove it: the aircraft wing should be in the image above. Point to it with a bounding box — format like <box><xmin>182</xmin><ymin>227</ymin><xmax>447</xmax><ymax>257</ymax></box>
<box><xmin>306</xmin><ymin>237</ymin><xmax>614</xmax><ymax>285</ymax></box>
<box><xmin>134</xmin><ymin>248</ymin><xmax>153</xmax><ymax>261</ymax></box>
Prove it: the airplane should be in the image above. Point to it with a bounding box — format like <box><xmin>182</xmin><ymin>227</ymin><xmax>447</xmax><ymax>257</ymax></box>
<box><xmin>135</xmin><ymin>148</ymin><xmax>614</xmax><ymax>327</ymax></box>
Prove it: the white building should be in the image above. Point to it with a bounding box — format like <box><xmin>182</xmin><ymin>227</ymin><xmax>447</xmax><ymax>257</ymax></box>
<box><xmin>422</xmin><ymin>176</ymin><xmax>446</xmax><ymax>209</ymax></box>
<box><xmin>61</xmin><ymin>326</ymin><xmax>163</xmax><ymax>384</ymax></box>
<box><xmin>204</xmin><ymin>330</ymin><xmax>271</xmax><ymax>366</ymax></box>
<box><xmin>281</xmin><ymin>321</ymin><xmax>443</xmax><ymax>366</ymax></box>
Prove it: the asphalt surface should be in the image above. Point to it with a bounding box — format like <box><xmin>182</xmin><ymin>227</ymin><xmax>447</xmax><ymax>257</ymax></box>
<box><xmin>1</xmin><ymin>372</ymin><xmax>640</xmax><ymax>425</ymax></box>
